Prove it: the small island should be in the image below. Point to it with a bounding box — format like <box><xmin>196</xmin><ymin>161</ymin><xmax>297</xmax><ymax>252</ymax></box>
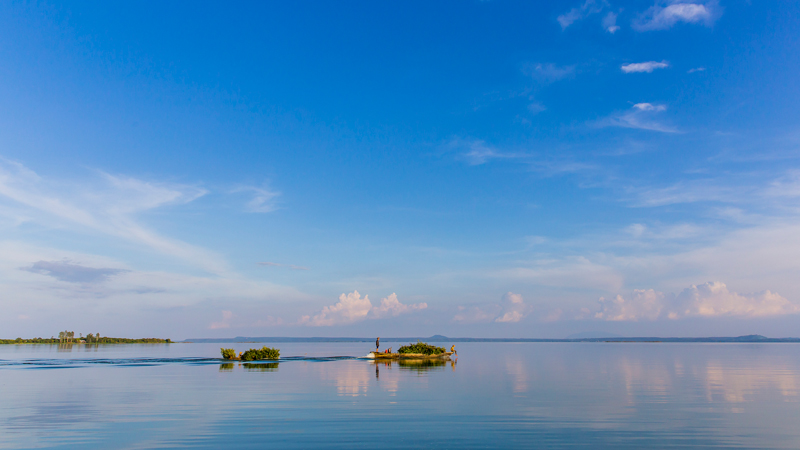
<box><xmin>0</xmin><ymin>331</ymin><xmax>171</xmax><ymax>345</ymax></box>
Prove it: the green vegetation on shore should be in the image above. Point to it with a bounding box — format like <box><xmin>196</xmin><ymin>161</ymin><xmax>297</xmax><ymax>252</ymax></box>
<box><xmin>1</xmin><ymin>331</ymin><xmax>170</xmax><ymax>345</ymax></box>
<box><xmin>221</xmin><ymin>346</ymin><xmax>280</xmax><ymax>361</ymax></box>
<box><xmin>397</xmin><ymin>342</ymin><xmax>446</xmax><ymax>355</ymax></box>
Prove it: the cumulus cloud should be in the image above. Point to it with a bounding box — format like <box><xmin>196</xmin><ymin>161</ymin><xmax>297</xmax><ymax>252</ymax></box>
<box><xmin>558</xmin><ymin>0</ymin><xmax>605</xmax><ymax>30</ymax></box>
<box><xmin>634</xmin><ymin>2</ymin><xmax>720</xmax><ymax>31</ymax></box>
<box><xmin>596</xmin><ymin>103</ymin><xmax>678</xmax><ymax>133</ymax></box>
<box><xmin>621</xmin><ymin>61</ymin><xmax>670</xmax><ymax>73</ymax></box>
<box><xmin>454</xmin><ymin>292</ymin><xmax>530</xmax><ymax>324</ymax></box>
<box><xmin>495</xmin><ymin>292</ymin><xmax>529</xmax><ymax>323</ymax></box>
<box><xmin>370</xmin><ymin>293</ymin><xmax>427</xmax><ymax>319</ymax></box>
<box><xmin>22</xmin><ymin>260</ymin><xmax>129</xmax><ymax>283</ymax></box>
<box><xmin>595</xmin><ymin>289</ymin><xmax>665</xmax><ymax>321</ymax></box>
<box><xmin>595</xmin><ymin>282</ymin><xmax>799</xmax><ymax>321</ymax></box>
<box><xmin>300</xmin><ymin>291</ymin><xmax>426</xmax><ymax>326</ymax></box>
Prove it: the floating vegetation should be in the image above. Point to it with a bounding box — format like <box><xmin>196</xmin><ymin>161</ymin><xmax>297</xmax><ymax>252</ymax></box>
<box><xmin>241</xmin><ymin>346</ymin><xmax>280</xmax><ymax>361</ymax></box>
<box><xmin>221</xmin><ymin>346</ymin><xmax>280</xmax><ymax>361</ymax></box>
<box><xmin>397</xmin><ymin>342</ymin><xmax>446</xmax><ymax>355</ymax></box>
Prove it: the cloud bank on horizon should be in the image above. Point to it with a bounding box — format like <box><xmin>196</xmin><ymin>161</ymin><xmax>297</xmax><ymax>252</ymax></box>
<box><xmin>1</xmin><ymin>0</ymin><xmax>799</xmax><ymax>339</ymax></box>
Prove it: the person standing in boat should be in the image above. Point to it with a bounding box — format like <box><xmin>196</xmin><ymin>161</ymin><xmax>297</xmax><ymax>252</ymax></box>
<box><xmin>451</xmin><ymin>345</ymin><xmax>457</xmax><ymax>356</ymax></box>
<box><xmin>376</xmin><ymin>337</ymin><xmax>380</xmax><ymax>351</ymax></box>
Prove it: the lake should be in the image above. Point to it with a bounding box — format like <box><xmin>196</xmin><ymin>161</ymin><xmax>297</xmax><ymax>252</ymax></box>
<box><xmin>2</xmin><ymin>342</ymin><xmax>799</xmax><ymax>449</ymax></box>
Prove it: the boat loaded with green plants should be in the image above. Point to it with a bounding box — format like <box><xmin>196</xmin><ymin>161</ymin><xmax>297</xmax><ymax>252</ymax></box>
<box><xmin>368</xmin><ymin>341</ymin><xmax>454</xmax><ymax>360</ymax></box>
<box><xmin>220</xmin><ymin>346</ymin><xmax>280</xmax><ymax>361</ymax></box>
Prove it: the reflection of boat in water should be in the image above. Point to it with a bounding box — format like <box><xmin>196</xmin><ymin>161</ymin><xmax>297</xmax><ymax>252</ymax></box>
<box><xmin>366</xmin><ymin>351</ymin><xmax>454</xmax><ymax>360</ymax></box>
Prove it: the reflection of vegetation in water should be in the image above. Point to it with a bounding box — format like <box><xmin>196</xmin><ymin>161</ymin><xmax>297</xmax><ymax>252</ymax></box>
<box><xmin>243</xmin><ymin>363</ymin><xmax>279</xmax><ymax>372</ymax></box>
<box><xmin>398</xmin><ymin>359</ymin><xmax>447</xmax><ymax>372</ymax></box>
<box><xmin>397</xmin><ymin>342</ymin><xmax>446</xmax><ymax>355</ymax></box>
<box><xmin>219</xmin><ymin>363</ymin><xmax>234</xmax><ymax>371</ymax></box>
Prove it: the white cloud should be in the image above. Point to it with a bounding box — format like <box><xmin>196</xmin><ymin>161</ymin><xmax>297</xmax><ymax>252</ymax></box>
<box><xmin>596</xmin><ymin>103</ymin><xmax>677</xmax><ymax>133</ymax></box>
<box><xmin>525</xmin><ymin>63</ymin><xmax>575</xmax><ymax>83</ymax></box>
<box><xmin>634</xmin><ymin>2</ymin><xmax>720</xmax><ymax>31</ymax></box>
<box><xmin>678</xmin><ymin>282</ymin><xmax>797</xmax><ymax>318</ymax></box>
<box><xmin>602</xmin><ymin>12</ymin><xmax>620</xmax><ymax>33</ymax></box>
<box><xmin>495</xmin><ymin>292</ymin><xmax>529</xmax><ymax>323</ymax></box>
<box><xmin>596</xmin><ymin>289</ymin><xmax>666</xmax><ymax>321</ymax></box>
<box><xmin>453</xmin><ymin>305</ymin><xmax>496</xmax><ymax>323</ymax></box>
<box><xmin>621</xmin><ymin>61</ymin><xmax>670</xmax><ymax>73</ymax></box>
<box><xmin>558</xmin><ymin>0</ymin><xmax>605</xmax><ymax>30</ymax></box>
<box><xmin>231</xmin><ymin>185</ymin><xmax>280</xmax><ymax>213</ymax></box>
<box><xmin>300</xmin><ymin>291</ymin><xmax>426</xmax><ymax>326</ymax></box>
<box><xmin>595</xmin><ymin>282</ymin><xmax>799</xmax><ymax>321</ymax></box>
<box><xmin>527</xmin><ymin>102</ymin><xmax>546</xmax><ymax>114</ymax></box>
<box><xmin>210</xmin><ymin>310</ymin><xmax>234</xmax><ymax>329</ymax></box>
<box><xmin>447</xmin><ymin>139</ymin><xmax>526</xmax><ymax>166</ymax></box>
<box><xmin>370</xmin><ymin>293</ymin><xmax>427</xmax><ymax>319</ymax></box>
<box><xmin>688</xmin><ymin>67</ymin><xmax>706</xmax><ymax>73</ymax></box>
<box><xmin>495</xmin><ymin>257</ymin><xmax>624</xmax><ymax>292</ymax></box>
<box><xmin>0</xmin><ymin>158</ymin><xmax>226</xmax><ymax>274</ymax></box>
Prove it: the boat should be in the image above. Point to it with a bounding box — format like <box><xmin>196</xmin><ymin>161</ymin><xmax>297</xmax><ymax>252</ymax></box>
<box><xmin>366</xmin><ymin>351</ymin><xmax>454</xmax><ymax>360</ymax></box>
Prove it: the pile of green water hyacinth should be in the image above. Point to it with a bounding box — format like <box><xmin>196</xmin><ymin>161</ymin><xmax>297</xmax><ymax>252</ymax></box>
<box><xmin>220</xmin><ymin>346</ymin><xmax>280</xmax><ymax>361</ymax></box>
<box><xmin>397</xmin><ymin>341</ymin><xmax>446</xmax><ymax>355</ymax></box>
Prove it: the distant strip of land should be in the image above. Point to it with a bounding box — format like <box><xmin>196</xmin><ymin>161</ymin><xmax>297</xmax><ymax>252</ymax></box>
<box><xmin>1</xmin><ymin>337</ymin><xmax>171</xmax><ymax>344</ymax></box>
<box><xmin>183</xmin><ymin>334</ymin><xmax>800</xmax><ymax>343</ymax></box>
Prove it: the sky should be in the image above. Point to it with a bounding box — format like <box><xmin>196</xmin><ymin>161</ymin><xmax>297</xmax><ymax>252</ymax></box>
<box><xmin>1</xmin><ymin>1</ymin><xmax>799</xmax><ymax>340</ymax></box>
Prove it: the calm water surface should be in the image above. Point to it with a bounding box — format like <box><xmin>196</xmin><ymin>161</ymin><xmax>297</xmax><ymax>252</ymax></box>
<box><xmin>1</xmin><ymin>342</ymin><xmax>799</xmax><ymax>449</ymax></box>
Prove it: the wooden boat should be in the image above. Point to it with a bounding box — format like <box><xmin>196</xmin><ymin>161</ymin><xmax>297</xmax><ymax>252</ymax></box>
<box><xmin>367</xmin><ymin>351</ymin><xmax>453</xmax><ymax>360</ymax></box>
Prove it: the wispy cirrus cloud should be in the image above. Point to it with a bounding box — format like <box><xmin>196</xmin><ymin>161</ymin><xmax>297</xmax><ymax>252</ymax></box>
<box><xmin>633</xmin><ymin>1</ymin><xmax>720</xmax><ymax>31</ymax></box>
<box><xmin>446</xmin><ymin>139</ymin><xmax>527</xmax><ymax>166</ymax></box>
<box><xmin>558</xmin><ymin>0</ymin><xmax>606</xmax><ymax>30</ymax></box>
<box><xmin>524</xmin><ymin>63</ymin><xmax>575</xmax><ymax>84</ymax></box>
<box><xmin>257</xmin><ymin>261</ymin><xmax>309</xmax><ymax>270</ymax></box>
<box><xmin>621</xmin><ymin>61</ymin><xmax>670</xmax><ymax>73</ymax></box>
<box><xmin>0</xmin><ymin>158</ymin><xmax>226</xmax><ymax>273</ymax></box>
<box><xmin>602</xmin><ymin>12</ymin><xmax>620</xmax><ymax>33</ymax></box>
<box><xmin>232</xmin><ymin>185</ymin><xmax>280</xmax><ymax>213</ymax></box>
<box><xmin>595</xmin><ymin>103</ymin><xmax>678</xmax><ymax>133</ymax></box>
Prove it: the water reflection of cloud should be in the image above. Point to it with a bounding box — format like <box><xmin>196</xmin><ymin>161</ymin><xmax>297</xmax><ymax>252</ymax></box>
<box><xmin>505</xmin><ymin>357</ymin><xmax>529</xmax><ymax>394</ymax></box>
<box><xmin>705</xmin><ymin>363</ymin><xmax>799</xmax><ymax>403</ymax></box>
<box><xmin>318</xmin><ymin>361</ymin><xmax>372</xmax><ymax>396</ymax></box>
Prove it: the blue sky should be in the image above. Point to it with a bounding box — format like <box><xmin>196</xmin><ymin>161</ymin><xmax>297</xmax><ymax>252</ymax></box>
<box><xmin>2</xmin><ymin>1</ymin><xmax>800</xmax><ymax>339</ymax></box>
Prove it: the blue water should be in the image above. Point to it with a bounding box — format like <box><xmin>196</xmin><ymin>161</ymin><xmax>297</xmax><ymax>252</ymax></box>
<box><xmin>2</xmin><ymin>342</ymin><xmax>799</xmax><ymax>449</ymax></box>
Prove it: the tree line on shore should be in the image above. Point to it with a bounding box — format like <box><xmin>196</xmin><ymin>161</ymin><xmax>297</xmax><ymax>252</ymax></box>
<box><xmin>0</xmin><ymin>331</ymin><xmax>170</xmax><ymax>344</ymax></box>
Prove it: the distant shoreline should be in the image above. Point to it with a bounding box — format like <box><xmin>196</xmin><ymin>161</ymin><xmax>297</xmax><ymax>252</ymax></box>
<box><xmin>1</xmin><ymin>338</ymin><xmax>171</xmax><ymax>345</ymax></box>
<box><xmin>182</xmin><ymin>334</ymin><xmax>800</xmax><ymax>344</ymax></box>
